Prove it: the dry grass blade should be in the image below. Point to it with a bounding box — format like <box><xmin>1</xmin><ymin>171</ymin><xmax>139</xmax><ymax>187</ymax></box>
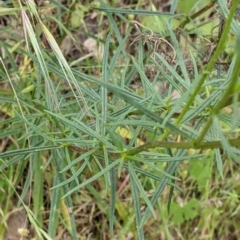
<box><xmin>130</xmin><ymin>20</ymin><xmax>176</xmax><ymax>61</ymax></box>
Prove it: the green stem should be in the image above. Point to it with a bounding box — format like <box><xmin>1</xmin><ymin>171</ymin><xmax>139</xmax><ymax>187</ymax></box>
<box><xmin>196</xmin><ymin>36</ymin><xmax>240</xmax><ymax>144</ymax></box>
<box><xmin>126</xmin><ymin>137</ymin><xmax>240</xmax><ymax>156</ymax></box>
<box><xmin>177</xmin><ymin>0</ymin><xmax>238</xmax><ymax>124</ymax></box>
<box><xmin>70</xmin><ymin>136</ymin><xmax>240</xmax><ymax>157</ymax></box>
<box><xmin>159</xmin><ymin>0</ymin><xmax>239</xmax><ymax>141</ymax></box>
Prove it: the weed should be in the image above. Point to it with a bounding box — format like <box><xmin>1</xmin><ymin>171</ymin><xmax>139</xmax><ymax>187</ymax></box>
<box><xmin>0</xmin><ymin>0</ymin><xmax>240</xmax><ymax>240</ymax></box>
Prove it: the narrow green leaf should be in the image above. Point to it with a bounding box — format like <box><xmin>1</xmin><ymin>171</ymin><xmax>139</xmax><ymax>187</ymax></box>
<box><xmin>109</xmin><ymin>167</ymin><xmax>116</xmax><ymax>236</ymax></box>
<box><xmin>94</xmin><ymin>7</ymin><xmax>174</xmax><ymax>16</ymax></box>
<box><xmin>140</xmin><ymin>150</ymin><xmax>186</xmax><ymax>227</ymax></box>
<box><xmin>129</xmin><ymin>162</ymin><xmax>144</xmax><ymax>240</ymax></box>
<box><xmin>0</xmin><ymin>145</ymin><xmax>60</xmax><ymax>158</ymax></box>
<box><xmin>213</xmin><ymin>116</ymin><xmax>240</xmax><ymax>165</ymax></box>
<box><xmin>128</xmin><ymin>162</ymin><xmax>156</xmax><ymax>218</ymax></box>
<box><xmin>60</xmin><ymin>147</ymin><xmax>99</xmax><ymax>173</ymax></box>
<box><xmin>101</xmin><ymin>30</ymin><xmax>112</xmax><ymax>136</ymax></box>
<box><xmin>60</xmin><ymin>159</ymin><xmax>121</xmax><ymax>198</ymax></box>
<box><xmin>48</xmin><ymin>172</ymin><xmax>61</xmax><ymax>237</ymax></box>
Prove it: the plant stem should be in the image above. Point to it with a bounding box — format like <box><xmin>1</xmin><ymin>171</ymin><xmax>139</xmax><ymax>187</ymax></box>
<box><xmin>126</xmin><ymin>137</ymin><xmax>240</xmax><ymax>155</ymax></box>
<box><xmin>159</xmin><ymin>0</ymin><xmax>239</xmax><ymax>141</ymax></box>
<box><xmin>69</xmin><ymin>136</ymin><xmax>240</xmax><ymax>157</ymax></box>
<box><xmin>196</xmin><ymin>35</ymin><xmax>240</xmax><ymax>144</ymax></box>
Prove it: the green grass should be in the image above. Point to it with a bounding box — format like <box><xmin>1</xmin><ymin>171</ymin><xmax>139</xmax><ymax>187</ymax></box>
<box><xmin>1</xmin><ymin>0</ymin><xmax>240</xmax><ymax>239</ymax></box>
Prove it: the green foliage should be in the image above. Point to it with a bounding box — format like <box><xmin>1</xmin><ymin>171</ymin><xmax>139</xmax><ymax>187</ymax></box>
<box><xmin>188</xmin><ymin>155</ymin><xmax>213</xmax><ymax>193</ymax></box>
<box><xmin>177</xmin><ymin>0</ymin><xmax>196</xmax><ymax>14</ymax></box>
<box><xmin>1</xmin><ymin>0</ymin><xmax>240</xmax><ymax>239</ymax></box>
<box><xmin>70</xmin><ymin>3</ymin><xmax>90</xmax><ymax>29</ymax></box>
<box><xmin>170</xmin><ymin>198</ymin><xmax>200</xmax><ymax>224</ymax></box>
